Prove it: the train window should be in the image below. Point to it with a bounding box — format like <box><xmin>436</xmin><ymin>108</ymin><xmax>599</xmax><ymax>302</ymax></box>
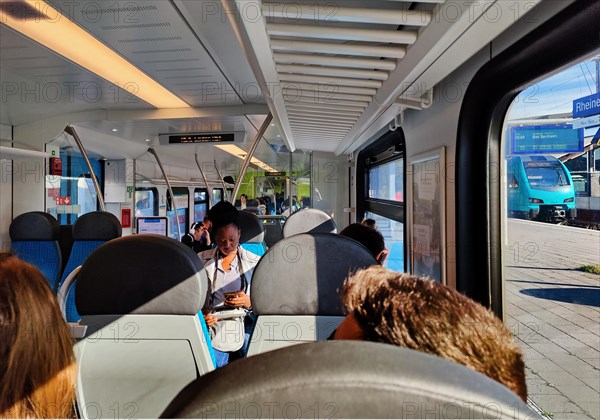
<box><xmin>501</xmin><ymin>55</ymin><xmax>599</xmax><ymax>418</ymax></box>
<box><xmin>167</xmin><ymin>187</ymin><xmax>189</xmax><ymax>239</ymax></box>
<box><xmin>45</xmin><ymin>144</ymin><xmax>102</xmax><ymax>225</ymax></box>
<box><xmin>135</xmin><ymin>188</ymin><xmax>158</xmax><ymax>218</ymax></box>
<box><xmin>212</xmin><ymin>188</ymin><xmax>223</xmax><ymax>204</ymax></box>
<box><xmin>357</xmin><ymin>130</ymin><xmax>406</xmax><ymax>272</ymax></box>
<box><xmin>194</xmin><ymin>188</ymin><xmax>209</xmax><ymax>221</ymax></box>
<box><xmin>368</xmin><ymin>159</ymin><xmax>404</xmax><ymax>202</ymax></box>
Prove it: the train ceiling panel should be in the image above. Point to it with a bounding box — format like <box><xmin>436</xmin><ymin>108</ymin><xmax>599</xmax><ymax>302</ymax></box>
<box><xmin>230</xmin><ymin>0</ymin><xmax>542</xmax><ymax>154</ymax></box>
<box><xmin>50</xmin><ymin>0</ymin><xmax>245</xmax><ymax>107</ymax></box>
<box><xmin>0</xmin><ymin>25</ymin><xmax>152</xmax><ymax>126</ymax></box>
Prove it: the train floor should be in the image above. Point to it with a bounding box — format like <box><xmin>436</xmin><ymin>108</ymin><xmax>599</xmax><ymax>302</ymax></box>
<box><xmin>505</xmin><ymin>219</ymin><xmax>600</xmax><ymax>419</ymax></box>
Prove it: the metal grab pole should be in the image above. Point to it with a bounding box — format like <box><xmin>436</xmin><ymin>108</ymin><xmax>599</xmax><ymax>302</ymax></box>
<box><xmin>230</xmin><ymin>113</ymin><xmax>273</xmax><ymax>203</ymax></box>
<box><xmin>213</xmin><ymin>159</ymin><xmax>229</xmax><ymax>201</ymax></box>
<box><xmin>195</xmin><ymin>153</ymin><xmax>213</xmax><ymax>207</ymax></box>
<box><xmin>64</xmin><ymin>126</ymin><xmax>106</xmax><ymax>212</ymax></box>
<box><xmin>288</xmin><ymin>151</ymin><xmax>293</xmax><ymax>213</ymax></box>
<box><xmin>148</xmin><ymin>147</ymin><xmax>181</xmax><ymax>241</ymax></box>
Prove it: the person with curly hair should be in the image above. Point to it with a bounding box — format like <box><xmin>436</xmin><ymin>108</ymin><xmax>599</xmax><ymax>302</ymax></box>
<box><xmin>332</xmin><ymin>266</ymin><xmax>527</xmax><ymax>402</ymax></box>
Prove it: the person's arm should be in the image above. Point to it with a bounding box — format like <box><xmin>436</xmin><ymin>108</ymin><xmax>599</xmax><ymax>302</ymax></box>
<box><xmin>202</xmin><ymin>308</ymin><xmax>218</xmax><ymax>327</ymax></box>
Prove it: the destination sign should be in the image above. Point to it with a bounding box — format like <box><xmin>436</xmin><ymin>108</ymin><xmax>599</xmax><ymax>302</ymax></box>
<box><xmin>510</xmin><ymin>124</ymin><xmax>583</xmax><ymax>154</ymax></box>
<box><xmin>573</xmin><ymin>93</ymin><xmax>600</xmax><ymax>119</ymax></box>
<box><xmin>265</xmin><ymin>171</ymin><xmax>286</xmax><ymax>176</ymax></box>
<box><xmin>168</xmin><ymin>133</ymin><xmax>235</xmax><ymax>144</ymax></box>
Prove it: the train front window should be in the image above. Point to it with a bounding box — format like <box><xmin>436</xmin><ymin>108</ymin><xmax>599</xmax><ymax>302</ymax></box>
<box><xmin>524</xmin><ymin>162</ymin><xmax>570</xmax><ymax>187</ymax></box>
<box><xmin>501</xmin><ymin>55</ymin><xmax>599</xmax><ymax>418</ymax></box>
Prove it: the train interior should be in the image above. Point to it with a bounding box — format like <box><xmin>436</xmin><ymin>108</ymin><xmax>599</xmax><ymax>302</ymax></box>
<box><xmin>1</xmin><ymin>0</ymin><xmax>599</xmax><ymax>418</ymax></box>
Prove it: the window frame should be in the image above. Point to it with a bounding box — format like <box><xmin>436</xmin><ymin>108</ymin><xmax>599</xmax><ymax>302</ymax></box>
<box><xmin>357</xmin><ymin>129</ymin><xmax>406</xmax><ymax>224</ymax></box>
<box><xmin>456</xmin><ymin>1</ymin><xmax>599</xmax><ymax>315</ymax></box>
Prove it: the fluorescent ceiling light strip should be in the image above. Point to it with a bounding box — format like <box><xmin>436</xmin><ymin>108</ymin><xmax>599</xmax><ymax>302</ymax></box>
<box><xmin>215</xmin><ymin>144</ymin><xmax>278</xmax><ymax>173</ymax></box>
<box><xmin>3</xmin><ymin>0</ymin><xmax>189</xmax><ymax>109</ymax></box>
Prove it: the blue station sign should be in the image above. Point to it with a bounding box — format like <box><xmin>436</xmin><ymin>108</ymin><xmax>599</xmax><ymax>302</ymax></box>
<box><xmin>510</xmin><ymin>124</ymin><xmax>583</xmax><ymax>154</ymax></box>
<box><xmin>573</xmin><ymin>92</ymin><xmax>600</xmax><ymax>119</ymax></box>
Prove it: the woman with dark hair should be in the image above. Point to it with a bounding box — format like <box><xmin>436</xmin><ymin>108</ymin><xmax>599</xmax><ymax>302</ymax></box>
<box><xmin>199</xmin><ymin>202</ymin><xmax>260</xmax><ymax>367</ymax></box>
<box><xmin>0</xmin><ymin>252</ymin><xmax>76</xmax><ymax>418</ymax></box>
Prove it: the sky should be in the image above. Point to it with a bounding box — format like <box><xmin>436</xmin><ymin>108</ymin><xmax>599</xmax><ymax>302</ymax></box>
<box><xmin>507</xmin><ymin>56</ymin><xmax>599</xmax><ymax>121</ymax></box>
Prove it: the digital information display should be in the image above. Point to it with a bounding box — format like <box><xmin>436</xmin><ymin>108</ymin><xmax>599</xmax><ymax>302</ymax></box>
<box><xmin>510</xmin><ymin>125</ymin><xmax>583</xmax><ymax>154</ymax></box>
<box><xmin>168</xmin><ymin>133</ymin><xmax>235</xmax><ymax>144</ymax></box>
<box><xmin>136</xmin><ymin>217</ymin><xmax>168</xmax><ymax>236</ymax></box>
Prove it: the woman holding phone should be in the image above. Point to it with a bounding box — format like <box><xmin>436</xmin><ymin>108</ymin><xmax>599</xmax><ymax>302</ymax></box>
<box><xmin>198</xmin><ymin>201</ymin><xmax>260</xmax><ymax>367</ymax></box>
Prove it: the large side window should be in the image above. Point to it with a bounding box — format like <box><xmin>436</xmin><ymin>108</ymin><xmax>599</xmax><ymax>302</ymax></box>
<box><xmin>212</xmin><ymin>188</ymin><xmax>223</xmax><ymax>204</ymax></box>
<box><xmin>135</xmin><ymin>188</ymin><xmax>158</xmax><ymax>218</ymax></box>
<box><xmin>167</xmin><ymin>187</ymin><xmax>189</xmax><ymax>239</ymax></box>
<box><xmin>357</xmin><ymin>130</ymin><xmax>405</xmax><ymax>272</ymax></box>
<box><xmin>194</xmin><ymin>188</ymin><xmax>209</xmax><ymax>221</ymax></box>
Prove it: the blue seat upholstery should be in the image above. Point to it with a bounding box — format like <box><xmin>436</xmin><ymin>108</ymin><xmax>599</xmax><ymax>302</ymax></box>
<box><xmin>239</xmin><ymin>210</ymin><xmax>267</xmax><ymax>256</ymax></box>
<box><xmin>58</xmin><ymin>211</ymin><xmax>121</xmax><ymax>322</ymax></box>
<box><xmin>10</xmin><ymin>212</ymin><xmax>62</xmax><ymax>292</ymax></box>
<box><xmin>282</xmin><ymin>208</ymin><xmax>337</xmax><ymax>238</ymax></box>
<box><xmin>74</xmin><ymin>234</ymin><xmax>215</xmax><ymax>418</ymax></box>
<box><xmin>247</xmin><ymin>233</ymin><xmax>376</xmax><ymax>356</ymax></box>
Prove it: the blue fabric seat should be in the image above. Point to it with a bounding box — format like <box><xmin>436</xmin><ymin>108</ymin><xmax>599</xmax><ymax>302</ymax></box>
<box><xmin>10</xmin><ymin>212</ymin><xmax>62</xmax><ymax>292</ymax></box>
<box><xmin>58</xmin><ymin>211</ymin><xmax>121</xmax><ymax>322</ymax></box>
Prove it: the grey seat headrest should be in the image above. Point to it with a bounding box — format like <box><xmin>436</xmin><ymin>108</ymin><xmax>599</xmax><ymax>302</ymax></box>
<box><xmin>251</xmin><ymin>233</ymin><xmax>377</xmax><ymax>315</ymax></box>
<box><xmin>76</xmin><ymin>234</ymin><xmax>206</xmax><ymax>315</ymax></box>
<box><xmin>162</xmin><ymin>341</ymin><xmax>539</xmax><ymax>419</ymax></box>
<box><xmin>283</xmin><ymin>208</ymin><xmax>337</xmax><ymax>238</ymax></box>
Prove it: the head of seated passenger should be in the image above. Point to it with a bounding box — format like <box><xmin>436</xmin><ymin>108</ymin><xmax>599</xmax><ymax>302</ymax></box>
<box><xmin>333</xmin><ymin>266</ymin><xmax>527</xmax><ymax>402</ymax></box>
<box><xmin>208</xmin><ymin>201</ymin><xmax>241</xmax><ymax>256</ymax></box>
<box><xmin>0</xmin><ymin>252</ymin><xmax>75</xmax><ymax>418</ymax></box>
<box><xmin>361</xmin><ymin>218</ymin><xmax>376</xmax><ymax>229</ymax></box>
<box><xmin>339</xmin><ymin>223</ymin><xmax>388</xmax><ymax>265</ymax></box>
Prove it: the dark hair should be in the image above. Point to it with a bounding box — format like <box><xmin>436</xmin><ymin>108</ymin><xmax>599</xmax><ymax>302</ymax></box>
<box><xmin>207</xmin><ymin>201</ymin><xmax>239</xmax><ymax>234</ymax></box>
<box><xmin>341</xmin><ymin>266</ymin><xmax>527</xmax><ymax>402</ymax></box>
<box><xmin>361</xmin><ymin>218</ymin><xmax>376</xmax><ymax>229</ymax></box>
<box><xmin>339</xmin><ymin>223</ymin><xmax>385</xmax><ymax>259</ymax></box>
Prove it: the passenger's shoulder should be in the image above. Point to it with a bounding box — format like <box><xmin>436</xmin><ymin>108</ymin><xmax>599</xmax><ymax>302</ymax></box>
<box><xmin>198</xmin><ymin>248</ymin><xmax>216</xmax><ymax>263</ymax></box>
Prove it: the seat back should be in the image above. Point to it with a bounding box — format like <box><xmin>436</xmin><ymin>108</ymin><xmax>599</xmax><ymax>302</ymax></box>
<box><xmin>74</xmin><ymin>234</ymin><xmax>214</xmax><ymax>419</ymax></box>
<box><xmin>162</xmin><ymin>341</ymin><xmax>540</xmax><ymax>419</ymax></box>
<box><xmin>238</xmin><ymin>210</ymin><xmax>267</xmax><ymax>256</ymax></box>
<box><xmin>9</xmin><ymin>212</ymin><xmax>62</xmax><ymax>292</ymax></box>
<box><xmin>282</xmin><ymin>208</ymin><xmax>337</xmax><ymax>238</ymax></box>
<box><xmin>59</xmin><ymin>211</ymin><xmax>121</xmax><ymax>322</ymax></box>
<box><xmin>247</xmin><ymin>233</ymin><xmax>376</xmax><ymax>356</ymax></box>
